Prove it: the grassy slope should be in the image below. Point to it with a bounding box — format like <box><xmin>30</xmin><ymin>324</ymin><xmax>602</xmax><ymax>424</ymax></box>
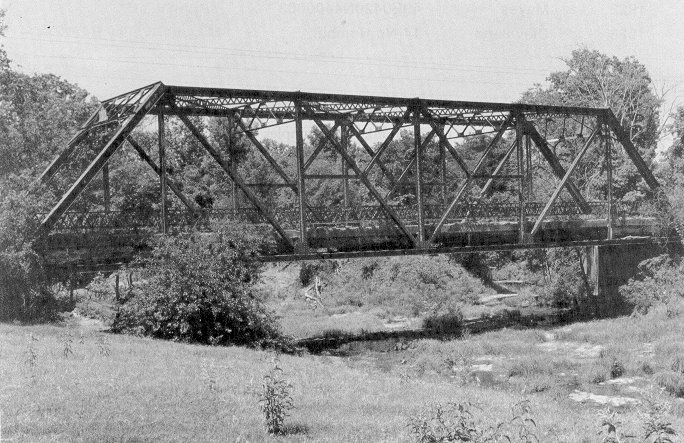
<box><xmin>3</xmin><ymin>303</ymin><xmax>684</xmax><ymax>442</ymax></box>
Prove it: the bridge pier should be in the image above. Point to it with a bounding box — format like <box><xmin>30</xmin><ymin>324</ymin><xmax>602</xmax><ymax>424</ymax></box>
<box><xmin>587</xmin><ymin>243</ymin><xmax>668</xmax><ymax>316</ymax></box>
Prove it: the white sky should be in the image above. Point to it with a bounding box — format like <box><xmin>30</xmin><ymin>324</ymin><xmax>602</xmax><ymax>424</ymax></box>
<box><xmin>2</xmin><ymin>0</ymin><xmax>683</xmax><ymax>120</ymax></box>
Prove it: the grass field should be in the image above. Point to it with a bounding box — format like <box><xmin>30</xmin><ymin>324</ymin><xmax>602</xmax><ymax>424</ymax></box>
<box><xmin>2</xmin><ymin>299</ymin><xmax>684</xmax><ymax>442</ymax></box>
<box><xmin>3</xmin><ymin>259</ymin><xmax>684</xmax><ymax>442</ymax></box>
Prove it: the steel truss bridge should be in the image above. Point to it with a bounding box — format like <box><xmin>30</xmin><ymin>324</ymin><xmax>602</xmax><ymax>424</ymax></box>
<box><xmin>35</xmin><ymin>82</ymin><xmax>676</xmax><ymax>274</ymax></box>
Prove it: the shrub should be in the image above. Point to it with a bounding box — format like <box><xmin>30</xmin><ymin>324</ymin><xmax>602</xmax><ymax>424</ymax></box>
<box><xmin>610</xmin><ymin>359</ymin><xmax>626</xmax><ymax>379</ymax></box>
<box><xmin>112</xmin><ymin>220</ymin><xmax>282</xmax><ymax>347</ymax></box>
<box><xmin>259</xmin><ymin>357</ymin><xmax>294</xmax><ymax>435</ymax></box>
<box><xmin>423</xmin><ymin>307</ymin><xmax>463</xmax><ymax>337</ymax></box>
<box><xmin>0</xmin><ymin>176</ymin><xmax>56</xmax><ymax>322</ymax></box>
<box><xmin>620</xmin><ymin>255</ymin><xmax>684</xmax><ymax>313</ymax></box>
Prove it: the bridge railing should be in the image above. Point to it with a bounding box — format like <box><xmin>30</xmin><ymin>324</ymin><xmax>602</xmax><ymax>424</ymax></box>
<box><xmin>36</xmin><ymin>200</ymin><xmax>642</xmax><ymax>234</ymax></box>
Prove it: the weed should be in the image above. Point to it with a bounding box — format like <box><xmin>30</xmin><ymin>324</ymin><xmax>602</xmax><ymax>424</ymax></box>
<box><xmin>25</xmin><ymin>333</ymin><xmax>38</xmax><ymax>372</ymax></box>
<box><xmin>507</xmin><ymin>400</ymin><xmax>539</xmax><ymax>443</ymax></box>
<box><xmin>641</xmin><ymin>396</ymin><xmax>677</xmax><ymax>443</ymax></box>
<box><xmin>407</xmin><ymin>400</ymin><xmax>539</xmax><ymax>442</ymax></box>
<box><xmin>407</xmin><ymin>401</ymin><xmax>484</xmax><ymax>442</ymax></box>
<box><xmin>202</xmin><ymin>359</ymin><xmax>217</xmax><ymax>392</ymax></box>
<box><xmin>258</xmin><ymin>356</ymin><xmax>294</xmax><ymax>435</ymax></box>
<box><xmin>598</xmin><ymin>409</ymin><xmax>635</xmax><ymax>442</ymax></box>
<box><xmin>61</xmin><ymin>328</ymin><xmax>74</xmax><ymax>358</ymax></box>
<box><xmin>96</xmin><ymin>334</ymin><xmax>111</xmax><ymax>357</ymax></box>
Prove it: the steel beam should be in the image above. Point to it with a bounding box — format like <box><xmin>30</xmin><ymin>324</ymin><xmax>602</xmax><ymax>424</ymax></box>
<box><xmin>178</xmin><ymin>114</ymin><xmax>294</xmax><ymax>250</ymax></box>
<box><xmin>480</xmin><ymin>141</ymin><xmax>517</xmax><ymax>198</ymax></box>
<box><xmin>340</xmin><ymin>125</ymin><xmax>350</xmax><ymax>225</ymax></box>
<box><xmin>522</xmin><ymin>119</ymin><xmax>590</xmax><ymax>213</ymax></box>
<box><xmin>158</xmin><ymin>112</ymin><xmax>168</xmax><ymax>234</ymax></box>
<box><xmin>126</xmin><ymin>136</ymin><xmax>201</xmax><ymax>215</ymax></box>
<box><xmin>428</xmin><ymin>118</ymin><xmax>512</xmax><ymax>243</ymax></box>
<box><xmin>295</xmin><ymin>102</ymin><xmax>308</xmax><ymax>250</ymax></box>
<box><xmin>231</xmin><ymin>111</ymin><xmax>321</xmax><ymax>221</ymax></box>
<box><xmin>383</xmin><ymin>130</ymin><xmax>436</xmax><ymax>200</ymax></box>
<box><xmin>604</xmin><ymin>123</ymin><xmax>613</xmax><ymax>240</ymax></box>
<box><xmin>347</xmin><ymin>122</ymin><xmax>401</xmax><ymax>185</ymax></box>
<box><xmin>102</xmin><ymin>162</ymin><xmax>110</xmax><ymax>213</ymax></box>
<box><xmin>360</xmin><ymin>110</ymin><xmax>411</xmax><ymax>178</ymax></box>
<box><xmin>165</xmin><ymin>85</ymin><xmax>609</xmax><ymax>117</ymax></box>
<box><xmin>429</xmin><ymin>120</ymin><xmax>471</xmax><ymax>178</ymax></box>
<box><xmin>530</xmin><ymin>126</ymin><xmax>600</xmax><ymax>236</ymax></box>
<box><xmin>516</xmin><ymin>113</ymin><xmax>525</xmax><ymax>243</ymax></box>
<box><xmin>303</xmin><ymin>122</ymin><xmax>341</xmax><ymax>171</ymax></box>
<box><xmin>414</xmin><ymin>110</ymin><xmax>425</xmax><ymax>243</ymax></box>
<box><xmin>39</xmin><ymin>82</ymin><xmax>166</xmax><ymax>235</ymax></box>
<box><xmin>39</xmin><ymin>129</ymin><xmax>89</xmax><ymax>184</ymax></box>
<box><xmin>311</xmin><ymin>115</ymin><xmax>417</xmax><ymax>247</ymax></box>
<box><xmin>603</xmin><ymin>110</ymin><xmax>660</xmax><ymax>191</ymax></box>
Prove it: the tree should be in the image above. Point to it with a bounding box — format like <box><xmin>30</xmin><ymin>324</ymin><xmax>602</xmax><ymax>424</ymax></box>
<box><xmin>522</xmin><ymin>48</ymin><xmax>661</xmax><ymax>202</ymax></box>
<box><xmin>0</xmin><ymin>175</ymin><xmax>56</xmax><ymax>321</ymax></box>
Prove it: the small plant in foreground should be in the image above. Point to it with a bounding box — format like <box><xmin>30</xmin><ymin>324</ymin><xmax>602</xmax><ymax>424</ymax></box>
<box><xmin>641</xmin><ymin>396</ymin><xmax>677</xmax><ymax>443</ymax></box>
<box><xmin>61</xmin><ymin>328</ymin><xmax>73</xmax><ymax>358</ymax></box>
<box><xmin>258</xmin><ymin>356</ymin><xmax>294</xmax><ymax>435</ymax></box>
<box><xmin>202</xmin><ymin>359</ymin><xmax>217</xmax><ymax>392</ymax></box>
<box><xmin>96</xmin><ymin>334</ymin><xmax>111</xmax><ymax>356</ymax></box>
<box><xmin>598</xmin><ymin>409</ymin><xmax>634</xmax><ymax>442</ymax></box>
<box><xmin>25</xmin><ymin>333</ymin><xmax>38</xmax><ymax>372</ymax></box>
<box><xmin>407</xmin><ymin>399</ymin><xmax>538</xmax><ymax>442</ymax></box>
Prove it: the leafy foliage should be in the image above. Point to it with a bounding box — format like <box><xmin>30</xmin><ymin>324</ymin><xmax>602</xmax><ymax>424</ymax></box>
<box><xmin>0</xmin><ymin>176</ymin><xmax>56</xmax><ymax>321</ymax></box>
<box><xmin>316</xmin><ymin>255</ymin><xmax>490</xmax><ymax>317</ymax></box>
<box><xmin>407</xmin><ymin>400</ymin><xmax>538</xmax><ymax>442</ymax></box>
<box><xmin>522</xmin><ymin>48</ymin><xmax>661</xmax><ymax>204</ymax></box>
<box><xmin>112</xmin><ymin>220</ymin><xmax>282</xmax><ymax>346</ymax></box>
<box><xmin>258</xmin><ymin>356</ymin><xmax>294</xmax><ymax>435</ymax></box>
<box><xmin>537</xmin><ymin>249</ymin><xmax>591</xmax><ymax>310</ymax></box>
<box><xmin>619</xmin><ymin>254</ymin><xmax>684</xmax><ymax>313</ymax></box>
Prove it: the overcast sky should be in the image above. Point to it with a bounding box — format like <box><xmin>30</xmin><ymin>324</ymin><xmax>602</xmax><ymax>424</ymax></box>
<box><xmin>2</xmin><ymin>0</ymin><xmax>683</xmax><ymax>112</ymax></box>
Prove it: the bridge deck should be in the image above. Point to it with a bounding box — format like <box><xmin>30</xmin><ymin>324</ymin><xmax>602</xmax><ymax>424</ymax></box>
<box><xmin>37</xmin><ymin>214</ymin><xmax>665</xmax><ymax>275</ymax></box>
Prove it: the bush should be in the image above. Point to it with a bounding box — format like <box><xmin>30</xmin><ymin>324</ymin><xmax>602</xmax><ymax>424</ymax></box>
<box><xmin>0</xmin><ymin>176</ymin><xmax>56</xmax><ymax>322</ymax></box>
<box><xmin>112</xmin><ymin>220</ymin><xmax>282</xmax><ymax>347</ymax></box>
<box><xmin>620</xmin><ymin>254</ymin><xmax>684</xmax><ymax>313</ymax></box>
<box><xmin>422</xmin><ymin>307</ymin><xmax>463</xmax><ymax>337</ymax></box>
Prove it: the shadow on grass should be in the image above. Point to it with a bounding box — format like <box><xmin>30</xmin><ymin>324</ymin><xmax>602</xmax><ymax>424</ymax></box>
<box><xmin>277</xmin><ymin>423</ymin><xmax>310</xmax><ymax>436</ymax></box>
<box><xmin>296</xmin><ymin>308</ymin><xmax>582</xmax><ymax>355</ymax></box>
